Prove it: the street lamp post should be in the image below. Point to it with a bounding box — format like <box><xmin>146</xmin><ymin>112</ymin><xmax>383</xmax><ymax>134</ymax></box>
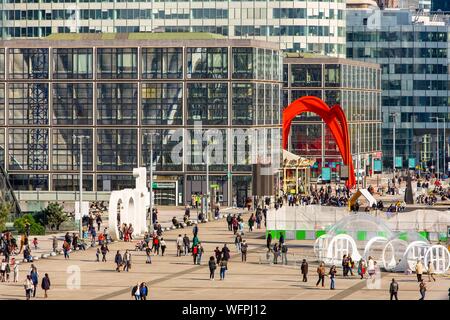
<box><xmin>73</xmin><ymin>134</ymin><xmax>89</xmax><ymax>238</ymax></box>
<box><xmin>431</xmin><ymin>117</ymin><xmax>443</xmax><ymax>180</ymax></box>
<box><xmin>390</xmin><ymin>112</ymin><xmax>397</xmax><ymax>179</ymax></box>
<box><xmin>354</xmin><ymin>114</ymin><xmax>365</xmax><ymax>190</ymax></box>
<box><xmin>144</xmin><ymin>132</ymin><xmax>158</xmax><ymax>231</ymax></box>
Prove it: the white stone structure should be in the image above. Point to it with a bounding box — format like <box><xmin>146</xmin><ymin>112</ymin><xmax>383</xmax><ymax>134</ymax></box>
<box><xmin>108</xmin><ymin>167</ymin><xmax>150</xmax><ymax>241</ymax></box>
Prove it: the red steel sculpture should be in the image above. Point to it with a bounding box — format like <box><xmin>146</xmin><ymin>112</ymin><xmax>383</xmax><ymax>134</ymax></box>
<box><xmin>282</xmin><ymin>96</ymin><xmax>356</xmax><ymax>188</ymax></box>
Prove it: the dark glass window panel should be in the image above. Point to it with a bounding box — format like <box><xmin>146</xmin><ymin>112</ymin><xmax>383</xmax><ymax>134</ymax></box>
<box><xmin>52</xmin><ymin>83</ymin><xmax>93</xmax><ymax>125</ymax></box>
<box><xmin>187</xmin><ymin>83</ymin><xmax>228</xmax><ymax>125</ymax></box>
<box><xmin>97</xmin><ymin>83</ymin><xmax>138</xmax><ymax>125</ymax></box>
<box><xmin>232</xmin><ymin>47</ymin><xmax>254</xmax><ymax>79</ymax></box>
<box><xmin>8</xmin><ymin>128</ymin><xmax>49</xmax><ymax>170</ymax></box>
<box><xmin>141</xmin><ymin>83</ymin><xmax>182</xmax><ymax>125</ymax></box>
<box><xmin>142</xmin><ymin>129</ymin><xmax>183</xmax><ymax>172</ymax></box>
<box><xmin>53</xmin><ymin>48</ymin><xmax>93</xmax><ymax>79</ymax></box>
<box><xmin>9</xmin><ymin>48</ymin><xmax>49</xmax><ymax>79</ymax></box>
<box><xmin>142</xmin><ymin>47</ymin><xmax>183</xmax><ymax>79</ymax></box>
<box><xmin>97</xmin><ymin>129</ymin><xmax>137</xmax><ymax>171</ymax></box>
<box><xmin>52</xmin><ymin>174</ymin><xmax>93</xmax><ymax>191</ymax></box>
<box><xmin>8</xmin><ymin>83</ymin><xmax>49</xmax><ymax>125</ymax></box>
<box><xmin>97</xmin><ymin>48</ymin><xmax>137</xmax><ymax>79</ymax></box>
<box><xmin>187</xmin><ymin>47</ymin><xmax>228</xmax><ymax>79</ymax></box>
<box><xmin>291</xmin><ymin>64</ymin><xmax>322</xmax><ymax>87</ymax></box>
<box><xmin>52</xmin><ymin>128</ymin><xmax>93</xmax><ymax>171</ymax></box>
<box><xmin>232</xmin><ymin>83</ymin><xmax>255</xmax><ymax>125</ymax></box>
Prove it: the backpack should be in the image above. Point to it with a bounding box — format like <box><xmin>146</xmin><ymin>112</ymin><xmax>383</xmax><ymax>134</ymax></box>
<box><xmin>193</xmin><ymin>246</ymin><xmax>198</xmax><ymax>254</ymax></box>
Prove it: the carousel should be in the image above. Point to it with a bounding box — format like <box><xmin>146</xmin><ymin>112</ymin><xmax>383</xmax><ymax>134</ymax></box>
<box><xmin>282</xmin><ymin>150</ymin><xmax>315</xmax><ymax>195</ymax></box>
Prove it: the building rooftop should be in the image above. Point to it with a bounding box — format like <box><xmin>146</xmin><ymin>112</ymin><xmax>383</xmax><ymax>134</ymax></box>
<box><xmin>283</xmin><ymin>52</ymin><xmax>380</xmax><ymax>69</ymax></box>
<box><xmin>0</xmin><ymin>32</ymin><xmax>279</xmax><ymax>50</ymax></box>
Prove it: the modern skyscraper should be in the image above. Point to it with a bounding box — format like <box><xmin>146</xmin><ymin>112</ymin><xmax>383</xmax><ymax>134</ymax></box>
<box><xmin>0</xmin><ymin>0</ymin><xmax>347</xmax><ymax>57</ymax></box>
<box><xmin>347</xmin><ymin>8</ymin><xmax>450</xmax><ymax>171</ymax></box>
<box><xmin>432</xmin><ymin>0</ymin><xmax>450</xmax><ymax>11</ymax></box>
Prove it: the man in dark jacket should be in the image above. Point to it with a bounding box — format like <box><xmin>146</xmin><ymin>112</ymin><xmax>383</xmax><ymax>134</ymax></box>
<box><xmin>266</xmin><ymin>233</ymin><xmax>272</xmax><ymax>252</ymax></box>
<box><xmin>221</xmin><ymin>244</ymin><xmax>230</xmax><ymax>261</ymax></box>
<box><xmin>183</xmin><ymin>234</ymin><xmax>190</xmax><ymax>256</ymax></box>
<box><xmin>114</xmin><ymin>250</ymin><xmax>123</xmax><ymax>272</ymax></box>
<box><xmin>301</xmin><ymin>259</ymin><xmax>308</xmax><ymax>282</ymax></box>
<box><xmin>389</xmin><ymin>278</ymin><xmax>399</xmax><ymax>300</ymax></box>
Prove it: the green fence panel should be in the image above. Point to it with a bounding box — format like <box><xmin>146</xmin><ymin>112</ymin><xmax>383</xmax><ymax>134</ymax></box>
<box><xmin>357</xmin><ymin>231</ymin><xmax>367</xmax><ymax>241</ymax></box>
<box><xmin>296</xmin><ymin>230</ymin><xmax>306</xmax><ymax>240</ymax></box>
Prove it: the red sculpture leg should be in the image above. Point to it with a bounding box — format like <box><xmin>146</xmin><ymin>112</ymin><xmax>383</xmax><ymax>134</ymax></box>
<box><xmin>282</xmin><ymin>96</ymin><xmax>356</xmax><ymax>188</ymax></box>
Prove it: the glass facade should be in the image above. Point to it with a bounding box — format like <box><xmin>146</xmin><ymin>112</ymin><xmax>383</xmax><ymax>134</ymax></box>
<box><xmin>0</xmin><ymin>0</ymin><xmax>347</xmax><ymax>57</ymax></box>
<box><xmin>0</xmin><ymin>37</ymin><xmax>282</xmax><ymax>206</ymax></box>
<box><xmin>347</xmin><ymin>9</ymin><xmax>450</xmax><ymax>169</ymax></box>
<box><xmin>283</xmin><ymin>57</ymin><xmax>382</xmax><ymax>175</ymax></box>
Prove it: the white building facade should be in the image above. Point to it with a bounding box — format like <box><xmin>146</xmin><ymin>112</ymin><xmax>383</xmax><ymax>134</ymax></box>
<box><xmin>0</xmin><ymin>0</ymin><xmax>347</xmax><ymax>56</ymax></box>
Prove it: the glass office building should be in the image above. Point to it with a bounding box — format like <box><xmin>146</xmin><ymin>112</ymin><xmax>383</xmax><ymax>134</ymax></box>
<box><xmin>0</xmin><ymin>33</ymin><xmax>282</xmax><ymax>207</ymax></box>
<box><xmin>283</xmin><ymin>54</ymin><xmax>382</xmax><ymax>176</ymax></box>
<box><xmin>347</xmin><ymin>9</ymin><xmax>450</xmax><ymax>170</ymax></box>
<box><xmin>0</xmin><ymin>0</ymin><xmax>347</xmax><ymax>57</ymax></box>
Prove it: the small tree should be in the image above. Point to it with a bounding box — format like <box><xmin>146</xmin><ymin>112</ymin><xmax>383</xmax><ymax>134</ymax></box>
<box><xmin>43</xmin><ymin>202</ymin><xmax>68</xmax><ymax>230</ymax></box>
<box><xmin>0</xmin><ymin>202</ymin><xmax>11</xmax><ymax>231</ymax></box>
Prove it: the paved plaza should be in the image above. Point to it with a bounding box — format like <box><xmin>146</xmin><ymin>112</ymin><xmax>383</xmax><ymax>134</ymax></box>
<box><xmin>0</xmin><ymin>208</ymin><xmax>448</xmax><ymax>300</ymax></box>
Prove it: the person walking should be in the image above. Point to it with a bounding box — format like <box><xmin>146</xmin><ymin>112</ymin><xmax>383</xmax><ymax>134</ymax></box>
<box><xmin>214</xmin><ymin>247</ymin><xmax>222</xmax><ymax>265</ymax></box>
<box><xmin>30</xmin><ymin>265</ymin><xmax>39</xmax><ymax>298</ymax></box>
<box><xmin>208</xmin><ymin>256</ymin><xmax>216</xmax><ymax>280</ymax></box>
<box><xmin>427</xmin><ymin>261</ymin><xmax>436</xmax><ymax>282</ymax></box>
<box><xmin>389</xmin><ymin>278</ymin><xmax>399</xmax><ymax>300</ymax></box>
<box><xmin>272</xmin><ymin>243</ymin><xmax>279</xmax><ymax>264</ymax></box>
<box><xmin>145</xmin><ymin>246</ymin><xmax>152</xmax><ymax>264</ymax></box>
<box><xmin>96</xmin><ymin>248</ymin><xmax>100</xmax><ymax>262</ymax></box>
<box><xmin>419</xmin><ymin>279</ymin><xmax>426</xmax><ymax>300</ymax></box>
<box><xmin>357</xmin><ymin>259</ymin><xmax>366</xmax><ymax>280</ymax></box>
<box><xmin>123</xmin><ymin>250</ymin><xmax>132</xmax><ymax>272</ymax></box>
<box><xmin>183</xmin><ymin>234</ymin><xmax>190</xmax><ymax>256</ymax></box>
<box><xmin>176</xmin><ymin>234</ymin><xmax>183</xmax><ymax>257</ymax></box>
<box><xmin>342</xmin><ymin>254</ymin><xmax>348</xmax><ymax>277</ymax></box>
<box><xmin>197</xmin><ymin>242</ymin><xmax>204</xmax><ymax>265</ymax></box>
<box><xmin>316</xmin><ymin>262</ymin><xmax>326</xmax><ymax>287</ymax></box>
<box><xmin>415</xmin><ymin>260</ymin><xmax>424</xmax><ymax>282</ymax></box>
<box><xmin>63</xmin><ymin>241</ymin><xmax>70</xmax><ymax>259</ymax></box>
<box><xmin>248</xmin><ymin>214</ymin><xmax>255</xmax><ymax>232</ymax></box>
<box><xmin>131</xmin><ymin>282</ymin><xmax>141</xmax><ymax>300</ymax></box>
<box><xmin>241</xmin><ymin>240</ymin><xmax>248</xmax><ymax>262</ymax></box>
<box><xmin>41</xmin><ymin>273</ymin><xmax>51</xmax><ymax>298</ymax></box>
<box><xmin>114</xmin><ymin>250</ymin><xmax>123</xmax><ymax>272</ymax></box>
<box><xmin>222</xmin><ymin>244</ymin><xmax>231</xmax><ymax>261</ymax></box>
<box><xmin>101</xmin><ymin>244</ymin><xmax>109</xmax><ymax>262</ymax></box>
<box><xmin>234</xmin><ymin>233</ymin><xmax>242</xmax><ymax>253</ymax></box>
<box><xmin>13</xmin><ymin>260</ymin><xmax>19</xmax><ymax>282</ymax></box>
<box><xmin>266</xmin><ymin>233</ymin><xmax>272</xmax><ymax>252</ymax></box>
<box><xmin>160</xmin><ymin>238</ymin><xmax>167</xmax><ymax>256</ymax></box>
<box><xmin>301</xmin><ymin>259</ymin><xmax>308</xmax><ymax>282</ymax></box>
<box><xmin>192</xmin><ymin>244</ymin><xmax>199</xmax><ymax>264</ymax></box>
<box><xmin>24</xmin><ymin>275</ymin><xmax>33</xmax><ymax>300</ymax></box>
<box><xmin>329</xmin><ymin>265</ymin><xmax>337</xmax><ymax>290</ymax></box>
<box><xmin>219</xmin><ymin>259</ymin><xmax>228</xmax><ymax>280</ymax></box>
<box><xmin>193</xmin><ymin>223</ymin><xmax>199</xmax><ymax>238</ymax></box>
<box><xmin>52</xmin><ymin>236</ymin><xmax>58</xmax><ymax>253</ymax></box>
<box><xmin>281</xmin><ymin>243</ymin><xmax>288</xmax><ymax>265</ymax></box>
<box><xmin>140</xmin><ymin>282</ymin><xmax>148</xmax><ymax>300</ymax></box>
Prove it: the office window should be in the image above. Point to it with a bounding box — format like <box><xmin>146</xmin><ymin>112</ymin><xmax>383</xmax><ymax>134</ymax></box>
<box><xmin>52</xmin><ymin>128</ymin><xmax>93</xmax><ymax>171</ymax></box>
<box><xmin>142</xmin><ymin>47</ymin><xmax>183</xmax><ymax>79</ymax></box>
<box><xmin>97</xmin><ymin>129</ymin><xmax>137</xmax><ymax>171</ymax></box>
<box><xmin>141</xmin><ymin>83</ymin><xmax>182</xmax><ymax>125</ymax></box>
<box><xmin>187</xmin><ymin>83</ymin><xmax>228</xmax><ymax>125</ymax></box>
<box><xmin>97</xmin><ymin>48</ymin><xmax>137</xmax><ymax>79</ymax></box>
<box><xmin>187</xmin><ymin>47</ymin><xmax>228</xmax><ymax>79</ymax></box>
<box><xmin>9</xmin><ymin>48</ymin><xmax>49</xmax><ymax>79</ymax></box>
<box><xmin>8</xmin><ymin>128</ymin><xmax>49</xmax><ymax>170</ymax></box>
<box><xmin>291</xmin><ymin>64</ymin><xmax>322</xmax><ymax>87</ymax></box>
<box><xmin>52</xmin><ymin>174</ymin><xmax>93</xmax><ymax>191</ymax></box>
<box><xmin>232</xmin><ymin>47</ymin><xmax>255</xmax><ymax>79</ymax></box>
<box><xmin>8</xmin><ymin>83</ymin><xmax>49</xmax><ymax>125</ymax></box>
<box><xmin>52</xmin><ymin>83</ymin><xmax>93</xmax><ymax>125</ymax></box>
<box><xmin>97</xmin><ymin>83</ymin><xmax>138</xmax><ymax>125</ymax></box>
<box><xmin>53</xmin><ymin>48</ymin><xmax>93</xmax><ymax>79</ymax></box>
<box><xmin>232</xmin><ymin>83</ymin><xmax>255</xmax><ymax>125</ymax></box>
<box><xmin>142</xmin><ymin>129</ymin><xmax>183</xmax><ymax>171</ymax></box>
